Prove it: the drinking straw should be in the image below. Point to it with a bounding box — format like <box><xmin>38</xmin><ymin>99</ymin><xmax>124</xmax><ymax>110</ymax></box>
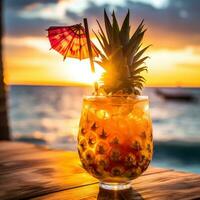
<box><xmin>83</xmin><ymin>18</ymin><xmax>98</xmax><ymax>93</ymax></box>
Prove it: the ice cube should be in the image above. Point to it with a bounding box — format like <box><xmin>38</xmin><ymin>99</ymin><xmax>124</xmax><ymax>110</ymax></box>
<box><xmin>96</xmin><ymin>109</ymin><xmax>110</xmax><ymax>120</ymax></box>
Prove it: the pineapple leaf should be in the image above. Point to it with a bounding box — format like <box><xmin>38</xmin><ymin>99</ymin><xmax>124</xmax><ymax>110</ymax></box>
<box><xmin>104</xmin><ymin>9</ymin><xmax>113</xmax><ymax>44</ymax></box>
<box><xmin>127</xmin><ymin>30</ymin><xmax>146</xmax><ymax>64</ymax></box>
<box><xmin>132</xmin><ymin>82</ymin><xmax>144</xmax><ymax>89</ymax></box>
<box><xmin>120</xmin><ymin>10</ymin><xmax>130</xmax><ymax>45</ymax></box>
<box><xmin>95</xmin><ymin>61</ymin><xmax>107</xmax><ymax>69</ymax></box>
<box><xmin>94</xmin><ymin>11</ymin><xmax>150</xmax><ymax>95</ymax></box>
<box><xmin>108</xmin><ymin>46</ymin><xmax>123</xmax><ymax>60</ymax></box>
<box><xmin>132</xmin><ymin>66</ymin><xmax>148</xmax><ymax>75</ymax></box>
<box><xmin>96</xmin><ymin>20</ymin><xmax>109</xmax><ymax>45</ymax></box>
<box><xmin>92</xmin><ymin>30</ymin><xmax>106</xmax><ymax>53</ymax></box>
<box><xmin>125</xmin><ymin>20</ymin><xmax>144</xmax><ymax>53</ymax></box>
<box><xmin>96</xmin><ymin>20</ymin><xmax>111</xmax><ymax>54</ymax></box>
<box><xmin>132</xmin><ymin>75</ymin><xmax>146</xmax><ymax>82</ymax></box>
<box><xmin>133</xmin><ymin>88</ymin><xmax>141</xmax><ymax>95</ymax></box>
<box><xmin>98</xmin><ymin>31</ymin><xmax>111</xmax><ymax>55</ymax></box>
<box><xmin>133</xmin><ymin>45</ymin><xmax>151</xmax><ymax>63</ymax></box>
<box><xmin>112</xmin><ymin>11</ymin><xmax>120</xmax><ymax>33</ymax></box>
<box><xmin>131</xmin><ymin>56</ymin><xmax>149</xmax><ymax>69</ymax></box>
<box><xmin>112</xmin><ymin>11</ymin><xmax>121</xmax><ymax>49</ymax></box>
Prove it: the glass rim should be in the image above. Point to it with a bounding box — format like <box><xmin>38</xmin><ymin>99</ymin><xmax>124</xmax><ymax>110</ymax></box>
<box><xmin>83</xmin><ymin>95</ymin><xmax>149</xmax><ymax>102</ymax></box>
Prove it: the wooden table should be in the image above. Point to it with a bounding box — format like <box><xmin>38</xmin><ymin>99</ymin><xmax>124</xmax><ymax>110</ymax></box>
<box><xmin>0</xmin><ymin>142</ymin><xmax>200</xmax><ymax>200</ymax></box>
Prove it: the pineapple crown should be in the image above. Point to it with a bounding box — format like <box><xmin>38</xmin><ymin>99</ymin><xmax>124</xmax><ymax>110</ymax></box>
<box><xmin>94</xmin><ymin>10</ymin><xmax>150</xmax><ymax>95</ymax></box>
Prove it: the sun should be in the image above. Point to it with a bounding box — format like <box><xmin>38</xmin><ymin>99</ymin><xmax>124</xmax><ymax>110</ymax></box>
<box><xmin>59</xmin><ymin>58</ymin><xmax>104</xmax><ymax>85</ymax></box>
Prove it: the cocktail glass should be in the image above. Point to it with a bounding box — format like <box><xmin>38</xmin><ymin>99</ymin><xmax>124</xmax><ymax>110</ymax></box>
<box><xmin>77</xmin><ymin>95</ymin><xmax>153</xmax><ymax>190</ymax></box>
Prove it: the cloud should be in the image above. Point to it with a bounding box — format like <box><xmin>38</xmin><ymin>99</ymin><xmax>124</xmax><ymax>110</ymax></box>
<box><xmin>64</xmin><ymin>0</ymin><xmax>200</xmax><ymax>49</ymax></box>
<box><xmin>4</xmin><ymin>0</ymin><xmax>85</xmax><ymax>37</ymax></box>
<box><xmin>4</xmin><ymin>0</ymin><xmax>200</xmax><ymax>49</ymax></box>
<box><xmin>4</xmin><ymin>36</ymin><xmax>50</xmax><ymax>53</ymax></box>
<box><xmin>4</xmin><ymin>9</ymin><xmax>60</xmax><ymax>37</ymax></box>
<box><xmin>5</xmin><ymin>0</ymin><xmax>58</xmax><ymax>9</ymax></box>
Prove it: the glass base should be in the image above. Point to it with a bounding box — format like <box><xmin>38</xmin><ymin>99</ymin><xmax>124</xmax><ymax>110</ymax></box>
<box><xmin>99</xmin><ymin>182</ymin><xmax>131</xmax><ymax>190</ymax></box>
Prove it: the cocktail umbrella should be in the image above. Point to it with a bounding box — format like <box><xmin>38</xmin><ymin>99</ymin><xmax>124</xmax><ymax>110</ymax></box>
<box><xmin>47</xmin><ymin>24</ymin><xmax>100</xmax><ymax>60</ymax></box>
<box><xmin>47</xmin><ymin>20</ymin><xmax>100</xmax><ymax>92</ymax></box>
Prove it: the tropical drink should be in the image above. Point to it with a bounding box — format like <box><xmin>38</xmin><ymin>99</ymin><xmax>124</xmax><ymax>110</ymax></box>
<box><xmin>48</xmin><ymin>8</ymin><xmax>153</xmax><ymax>190</ymax></box>
<box><xmin>78</xmin><ymin>96</ymin><xmax>153</xmax><ymax>189</ymax></box>
<box><xmin>76</xmin><ymin>9</ymin><xmax>153</xmax><ymax>190</ymax></box>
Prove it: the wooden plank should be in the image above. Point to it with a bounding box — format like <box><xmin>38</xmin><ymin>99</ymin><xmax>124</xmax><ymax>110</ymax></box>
<box><xmin>0</xmin><ymin>142</ymin><xmax>97</xmax><ymax>200</ymax></box>
<box><xmin>0</xmin><ymin>142</ymin><xmax>167</xmax><ymax>200</ymax></box>
<box><xmin>33</xmin><ymin>170</ymin><xmax>200</xmax><ymax>200</ymax></box>
<box><xmin>1</xmin><ymin>142</ymin><xmax>200</xmax><ymax>200</ymax></box>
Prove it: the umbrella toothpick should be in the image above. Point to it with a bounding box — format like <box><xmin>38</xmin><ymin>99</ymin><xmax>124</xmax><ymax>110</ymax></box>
<box><xmin>83</xmin><ymin>18</ymin><xmax>98</xmax><ymax>94</ymax></box>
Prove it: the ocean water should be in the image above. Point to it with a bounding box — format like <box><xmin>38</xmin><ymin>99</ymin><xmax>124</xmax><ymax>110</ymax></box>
<box><xmin>8</xmin><ymin>85</ymin><xmax>200</xmax><ymax>173</ymax></box>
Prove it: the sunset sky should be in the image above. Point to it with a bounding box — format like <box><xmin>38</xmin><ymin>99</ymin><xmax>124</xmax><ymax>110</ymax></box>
<box><xmin>3</xmin><ymin>0</ymin><xmax>200</xmax><ymax>87</ymax></box>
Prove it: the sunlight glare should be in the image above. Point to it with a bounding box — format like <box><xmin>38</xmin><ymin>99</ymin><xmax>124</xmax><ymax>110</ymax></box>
<box><xmin>61</xmin><ymin>58</ymin><xmax>104</xmax><ymax>85</ymax></box>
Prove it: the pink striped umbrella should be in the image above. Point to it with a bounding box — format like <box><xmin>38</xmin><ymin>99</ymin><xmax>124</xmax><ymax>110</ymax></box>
<box><xmin>47</xmin><ymin>24</ymin><xmax>100</xmax><ymax>60</ymax></box>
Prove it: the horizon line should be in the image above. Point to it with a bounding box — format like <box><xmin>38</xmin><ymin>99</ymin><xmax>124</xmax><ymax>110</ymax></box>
<box><xmin>7</xmin><ymin>83</ymin><xmax>200</xmax><ymax>88</ymax></box>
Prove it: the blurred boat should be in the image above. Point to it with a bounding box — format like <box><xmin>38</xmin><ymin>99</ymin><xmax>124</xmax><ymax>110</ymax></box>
<box><xmin>16</xmin><ymin>136</ymin><xmax>46</xmax><ymax>145</ymax></box>
<box><xmin>155</xmin><ymin>88</ymin><xmax>197</xmax><ymax>102</ymax></box>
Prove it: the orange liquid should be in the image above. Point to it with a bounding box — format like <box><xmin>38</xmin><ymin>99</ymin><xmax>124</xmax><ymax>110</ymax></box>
<box><xmin>78</xmin><ymin>96</ymin><xmax>153</xmax><ymax>183</ymax></box>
